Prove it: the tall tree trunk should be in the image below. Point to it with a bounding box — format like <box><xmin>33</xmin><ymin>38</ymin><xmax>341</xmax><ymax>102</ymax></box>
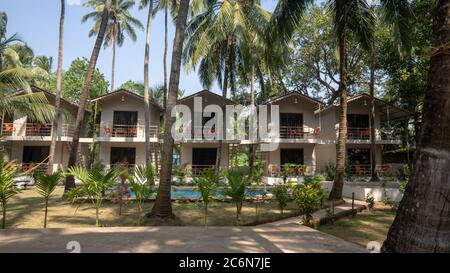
<box><xmin>382</xmin><ymin>1</ymin><xmax>450</xmax><ymax>252</ymax></box>
<box><xmin>163</xmin><ymin>2</ymin><xmax>168</xmax><ymax>109</ymax></box>
<box><xmin>215</xmin><ymin>34</ymin><xmax>233</xmax><ymax>171</ymax></box>
<box><xmin>144</xmin><ymin>0</ymin><xmax>154</xmax><ymax>165</ymax></box>
<box><xmin>149</xmin><ymin>0</ymin><xmax>190</xmax><ymax>218</ymax></box>
<box><xmin>111</xmin><ymin>22</ymin><xmax>116</xmax><ymax>93</ymax></box>
<box><xmin>369</xmin><ymin>44</ymin><xmax>379</xmax><ymax>181</ymax></box>
<box><xmin>248</xmin><ymin>66</ymin><xmax>256</xmax><ymax>176</ymax></box>
<box><xmin>64</xmin><ymin>0</ymin><xmax>112</xmax><ymax>193</ymax></box>
<box><xmin>48</xmin><ymin>0</ymin><xmax>65</xmax><ymax>174</ymax></box>
<box><xmin>329</xmin><ymin>0</ymin><xmax>348</xmax><ymax>201</ymax></box>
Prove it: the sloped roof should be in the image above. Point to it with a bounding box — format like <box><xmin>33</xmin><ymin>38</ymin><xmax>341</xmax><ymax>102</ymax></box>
<box><xmin>178</xmin><ymin>89</ymin><xmax>236</xmax><ymax>104</ymax></box>
<box><xmin>90</xmin><ymin>89</ymin><xmax>164</xmax><ymax>112</ymax></box>
<box><xmin>264</xmin><ymin>91</ymin><xmax>325</xmax><ymax>106</ymax></box>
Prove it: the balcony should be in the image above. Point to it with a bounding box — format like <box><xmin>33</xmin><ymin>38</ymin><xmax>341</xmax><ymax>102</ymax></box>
<box><xmin>267</xmin><ymin>164</ymin><xmax>314</xmax><ymax>177</ymax></box>
<box><xmin>348</xmin><ymin>164</ymin><xmax>394</xmax><ymax>176</ymax></box>
<box><xmin>100</xmin><ymin>124</ymin><xmax>158</xmax><ymax>138</ymax></box>
<box><xmin>1</xmin><ymin>123</ymin><xmax>74</xmax><ymax>137</ymax></box>
<box><xmin>191</xmin><ymin>164</ymin><xmax>215</xmax><ymax>176</ymax></box>
<box><xmin>347</xmin><ymin>127</ymin><xmax>401</xmax><ymax>142</ymax></box>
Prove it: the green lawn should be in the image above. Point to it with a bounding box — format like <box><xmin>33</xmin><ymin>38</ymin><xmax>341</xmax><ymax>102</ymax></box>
<box><xmin>317</xmin><ymin>204</ymin><xmax>396</xmax><ymax>247</ymax></box>
<box><xmin>5</xmin><ymin>186</ymin><xmax>299</xmax><ymax>228</ymax></box>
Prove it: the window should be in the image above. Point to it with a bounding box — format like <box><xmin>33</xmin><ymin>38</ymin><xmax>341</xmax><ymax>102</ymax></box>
<box><xmin>347</xmin><ymin>148</ymin><xmax>371</xmax><ymax>165</ymax></box>
<box><xmin>280</xmin><ymin>113</ymin><xmax>303</xmax><ymax>127</ymax></box>
<box><xmin>110</xmin><ymin>147</ymin><xmax>136</xmax><ymax>165</ymax></box>
<box><xmin>192</xmin><ymin>148</ymin><xmax>217</xmax><ymax>166</ymax></box>
<box><xmin>347</xmin><ymin>114</ymin><xmax>369</xmax><ymax>128</ymax></box>
<box><xmin>113</xmin><ymin>111</ymin><xmax>138</xmax><ymax>126</ymax></box>
<box><xmin>22</xmin><ymin>146</ymin><xmax>49</xmax><ymax>163</ymax></box>
<box><xmin>280</xmin><ymin>149</ymin><xmax>304</xmax><ymax>166</ymax></box>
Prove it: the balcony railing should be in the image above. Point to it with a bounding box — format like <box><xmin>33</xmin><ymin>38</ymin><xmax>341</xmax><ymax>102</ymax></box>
<box><xmin>267</xmin><ymin>164</ymin><xmax>313</xmax><ymax>177</ymax></box>
<box><xmin>347</xmin><ymin>127</ymin><xmax>371</xmax><ymax>140</ymax></box>
<box><xmin>1</xmin><ymin>123</ymin><xmax>74</xmax><ymax>137</ymax></box>
<box><xmin>100</xmin><ymin>124</ymin><xmax>158</xmax><ymax>138</ymax></box>
<box><xmin>191</xmin><ymin>164</ymin><xmax>215</xmax><ymax>176</ymax></box>
<box><xmin>110</xmin><ymin>163</ymin><xmax>136</xmax><ymax>174</ymax></box>
<box><xmin>20</xmin><ymin>163</ymin><xmax>49</xmax><ymax>173</ymax></box>
<box><xmin>192</xmin><ymin>126</ymin><xmax>217</xmax><ymax>139</ymax></box>
<box><xmin>348</xmin><ymin>164</ymin><xmax>394</xmax><ymax>176</ymax></box>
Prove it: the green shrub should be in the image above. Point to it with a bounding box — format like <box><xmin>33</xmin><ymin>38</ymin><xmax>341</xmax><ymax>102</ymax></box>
<box><xmin>322</xmin><ymin>163</ymin><xmax>336</xmax><ymax>181</ymax></box>
<box><xmin>193</xmin><ymin>169</ymin><xmax>222</xmax><ymax>226</ymax></box>
<box><xmin>224</xmin><ymin>169</ymin><xmax>247</xmax><ymax>225</ymax></box>
<box><xmin>272</xmin><ymin>184</ymin><xmax>290</xmax><ymax>214</ymax></box>
<box><xmin>35</xmin><ymin>172</ymin><xmax>63</xmax><ymax>228</ymax></box>
<box><xmin>293</xmin><ymin>183</ymin><xmax>323</xmax><ymax>226</ymax></box>
<box><xmin>0</xmin><ymin>157</ymin><xmax>20</xmax><ymax>229</ymax></box>
<box><xmin>397</xmin><ymin>164</ymin><xmax>411</xmax><ymax>182</ymax></box>
<box><xmin>127</xmin><ymin>165</ymin><xmax>156</xmax><ymax>225</ymax></box>
<box><xmin>174</xmin><ymin>163</ymin><xmax>188</xmax><ymax>185</ymax></box>
<box><xmin>249</xmin><ymin>160</ymin><xmax>265</xmax><ymax>185</ymax></box>
<box><xmin>365</xmin><ymin>193</ymin><xmax>375</xmax><ymax>209</ymax></box>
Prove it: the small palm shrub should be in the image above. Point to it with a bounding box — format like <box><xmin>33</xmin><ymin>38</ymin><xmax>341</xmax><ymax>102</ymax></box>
<box><xmin>365</xmin><ymin>193</ymin><xmax>375</xmax><ymax>209</ymax></box>
<box><xmin>65</xmin><ymin>166</ymin><xmax>120</xmax><ymax>227</ymax></box>
<box><xmin>249</xmin><ymin>160</ymin><xmax>265</xmax><ymax>185</ymax></box>
<box><xmin>35</xmin><ymin>171</ymin><xmax>63</xmax><ymax>228</ymax></box>
<box><xmin>224</xmin><ymin>169</ymin><xmax>247</xmax><ymax>225</ymax></box>
<box><xmin>272</xmin><ymin>184</ymin><xmax>290</xmax><ymax>214</ymax></box>
<box><xmin>293</xmin><ymin>183</ymin><xmax>323</xmax><ymax>226</ymax></box>
<box><xmin>193</xmin><ymin>169</ymin><xmax>222</xmax><ymax>226</ymax></box>
<box><xmin>0</xmin><ymin>158</ymin><xmax>20</xmax><ymax>229</ymax></box>
<box><xmin>174</xmin><ymin>163</ymin><xmax>188</xmax><ymax>185</ymax></box>
<box><xmin>323</xmin><ymin>163</ymin><xmax>336</xmax><ymax>181</ymax></box>
<box><xmin>128</xmin><ymin>164</ymin><xmax>155</xmax><ymax>225</ymax></box>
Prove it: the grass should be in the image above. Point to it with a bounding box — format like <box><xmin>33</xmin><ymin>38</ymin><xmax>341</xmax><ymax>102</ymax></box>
<box><xmin>4</xmin><ymin>186</ymin><xmax>299</xmax><ymax>228</ymax></box>
<box><xmin>317</xmin><ymin>203</ymin><xmax>396</xmax><ymax>247</ymax></box>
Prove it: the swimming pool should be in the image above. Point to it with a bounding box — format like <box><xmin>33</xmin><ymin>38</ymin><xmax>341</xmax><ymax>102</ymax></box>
<box><xmin>130</xmin><ymin>187</ymin><xmax>271</xmax><ymax>199</ymax></box>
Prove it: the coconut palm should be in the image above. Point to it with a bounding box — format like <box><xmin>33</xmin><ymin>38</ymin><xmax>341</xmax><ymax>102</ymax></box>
<box><xmin>183</xmin><ymin>0</ymin><xmax>272</xmax><ymax>170</ymax></box>
<box><xmin>139</xmin><ymin>0</ymin><xmax>155</xmax><ymax>165</ymax></box>
<box><xmin>224</xmin><ymin>169</ymin><xmax>247</xmax><ymax>225</ymax></box>
<box><xmin>48</xmin><ymin>0</ymin><xmax>65</xmax><ymax>174</ymax></box>
<box><xmin>35</xmin><ymin>172</ymin><xmax>63</xmax><ymax>228</ymax></box>
<box><xmin>193</xmin><ymin>169</ymin><xmax>221</xmax><ymax>226</ymax></box>
<box><xmin>82</xmin><ymin>0</ymin><xmax>143</xmax><ymax>93</ymax></box>
<box><xmin>66</xmin><ymin>166</ymin><xmax>120</xmax><ymax>226</ymax></box>
<box><xmin>0</xmin><ymin>154</ymin><xmax>20</xmax><ymax>229</ymax></box>
<box><xmin>382</xmin><ymin>0</ymin><xmax>450</xmax><ymax>253</ymax></box>
<box><xmin>65</xmin><ymin>0</ymin><xmax>112</xmax><ymax>192</ymax></box>
<box><xmin>149</xmin><ymin>0</ymin><xmax>190</xmax><ymax>219</ymax></box>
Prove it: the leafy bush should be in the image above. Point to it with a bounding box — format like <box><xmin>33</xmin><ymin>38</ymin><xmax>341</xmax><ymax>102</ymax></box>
<box><xmin>397</xmin><ymin>164</ymin><xmax>411</xmax><ymax>182</ymax></box>
<box><xmin>249</xmin><ymin>160</ymin><xmax>265</xmax><ymax>185</ymax></box>
<box><xmin>174</xmin><ymin>163</ymin><xmax>188</xmax><ymax>185</ymax></box>
<box><xmin>193</xmin><ymin>169</ymin><xmax>222</xmax><ymax>226</ymax></box>
<box><xmin>322</xmin><ymin>163</ymin><xmax>336</xmax><ymax>181</ymax></box>
<box><xmin>365</xmin><ymin>193</ymin><xmax>375</xmax><ymax>209</ymax></box>
<box><xmin>304</xmin><ymin>175</ymin><xmax>327</xmax><ymax>207</ymax></box>
<box><xmin>293</xmin><ymin>183</ymin><xmax>323</xmax><ymax>226</ymax></box>
<box><xmin>224</xmin><ymin>169</ymin><xmax>247</xmax><ymax>225</ymax></box>
<box><xmin>272</xmin><ymin>184</ymin><xmax>290</xmax><ymax>214</ymax></box>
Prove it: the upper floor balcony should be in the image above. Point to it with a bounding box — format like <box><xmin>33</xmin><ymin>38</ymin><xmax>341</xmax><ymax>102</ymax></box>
<box><xmin>98</xmin><ymin>123</ymin><xmax>159</xmax><ymax>141</ymax></box>
<box><xmin>347</xmin><ymin>127</ymin><xmax>401</xmax><ymax>144</ymax></box>
<box><xmin>1</xmin><ymin>122</ymin><xmax>74</xmax><ymax>138</ymax></box>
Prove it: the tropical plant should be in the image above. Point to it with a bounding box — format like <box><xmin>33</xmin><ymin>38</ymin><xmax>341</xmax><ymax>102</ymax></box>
<box><xmin>35</xmin><ymin>172</ymin><xmax>63</xmax><ymax>228</ymax></box>
<box><xmin>48</xmin><ymin>0</ymin><xmax>65</xmax><ymax>174</ymax></box>
<box><xmin>65</xmin><ymin>0</ymin><xmax>112</xmax><ymax>193</ymax></box>
<box><xmin>193</xmin><ymin>168</ymin><xmax>221</xmax><ymax>226</ymax></box>
<box><xmin>150</xmin><ymin>0</ymin><xmax>190</xmax><ymax>219</ymax></box>
<box><xmin>174</xmin><ymin>163</ymin><xmax>188</xmax><ymax>185</ymax></box>
<box><xmin>83</xmin><ymin>0</ymin><xmax>143</xmax><ymax>92</ymax></box>
<box><xmin>248</xmin><ymin>160</ymin><xmax>265</xmax><ymax>185</ymax></box>
<box><xmin>66</xmin><ymin>166</ymin><xmax>120</xmax><ymax>227</ymax></box>
<box><xmin>111</xmin><ymin>163</ymin><xmax>131</xmax><ymax>215</ymax></box>
<box><xmin>272</xmin><ymin>183</ymin><xmax>290</xmax><ymax>214</ymax></box>
<box><xmin>293</xmin><ymin>183</ymin><xmax>323</xmax><ymax>226</ymax></box>
<box><xmin>322</xmin><ymin>163</ymin><xmax>336</xmax><ymax>181</ymax></box>
<box><xmin>0</xmin><ymin>155</ymin><xmax>20</xmax><ymax>229</ymax></box>
<box><xmin>365</xmin><ymin>192</ymin><xmax>375</xmax><ymax>209</ymax></box>
<box><xmin>224</xmin><ymin>169</ymin><xmax>247</xmax><ymax>225</ymax></box>
<box><xmin>127</xmin><ymin>164</ymin><xmax>155</xmax><ymax>225</ymax></box>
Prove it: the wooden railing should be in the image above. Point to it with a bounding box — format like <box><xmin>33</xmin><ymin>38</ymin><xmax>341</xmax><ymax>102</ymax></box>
<box><xmin>348</xmin><ymin>164</ymin><xmax>394</xmax><ymax>176</ymax></box>
<box><xmin>347</xmin><ymin>127</ymin><xmax>371</xmax><ymax>140</ymax></box>
<box><xmin>101</xmin><ymin>124</ymin><xmax>158</xmax><ymax>138</ymax></box>
<box><xmin>1</xmin><ymin>123</ymin><xmax>75</xmax><ymax>137</ymax></box>
<box><xmin>267</xmin><ymin>164</ymin><xmax>313</xmax><ymax>177</ymax></box>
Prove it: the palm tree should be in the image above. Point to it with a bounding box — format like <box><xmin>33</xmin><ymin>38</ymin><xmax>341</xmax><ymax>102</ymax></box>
<box><xmin>127</xmin><ymin>164</ymin><xmax>155</xmax><ymax>225</ymax></box>
<box><xmin>183</xmin><ymin>0</ymin><xmax>272</xmax><ymax>171</ymax></box>
<box><xmin>140</xmin><ymin>0</ymin><xmax>155</xmax><ymax>165</ymax></box>
<box><xmin>0</xmin><ymin>154</ymin><xmax>20</xmax><ymax>229</ymax></box>
<box><xmin>48</xmin><ymin>0</ymin><xmax>65</xmax><ymax>174</ymax></box>
<box><xmin>382</xmin><ymin>0</ymin><xmax>450</xmax><ymax>253</ymax></box>
<box><xmin>149</xmin><ymin>0</ymin><xmax>190</xmax><ymax>219</ymax></box>
<box><xmin>82</xmin><ymin>0</ymin><xmax>143</xmax><ymax>93</ymax></box>
<box><xmin>66</xmin><ymin>166</ymin><xmax>120</xmax><ymax>226</ymax></box>
<box><xmin>224</xmin><ymin>169</ymin><xmax>246</xmax><ymax>225</ymax></box>
<box><xmin>35</xmin><ymin>172</ymin><xmax>63</xmax><ymax>228</ymax></box>
<box><xmin>65</xmin><ymin>0</ymin><xmax>112</xmax><ymax>193</ymax></box>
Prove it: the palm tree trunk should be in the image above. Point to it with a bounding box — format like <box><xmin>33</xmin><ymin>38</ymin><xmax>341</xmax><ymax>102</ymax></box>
<box><xmin>48</xmin><ymin>0</ymin><xmax>65</xmax><ymax>174</ymax></box>
<box><xmin>43</xmin><ymin>199</ymin><xmax>48</xmax><ymax>228</ymax></box>
<box><xmin>382</xmin><ymin>1</ymin><xmax>450</xmax><ymax>252</ymax></box>
<box><xmin>111</xmin><ymin>23</ymin><xmax>116</xmax><ymax>93</ymax></box>
<box><xmin>149</xmin><ymin>0</ymin><xmax>190</xmax><ymax>218</ymax></box>
<box><xmin>369</xmin><ymin>44</ymin><xmax>379</xmax><ymax>181</ymax></box>
<box><xmin>329</xmin><ymin>0</ymin><xmax>348</xmax><ymax>201</ymax></box>
<box><xmin>144</xmin><ymin>0</ymin><xmax>154</xmax><ymax>165</ymax></box>
<box><xmin>65</xmin><ymin>0</ymin><xmax>112</xmax><ymax>193</ymax></box>
<box><xmin>163</xmin><ymin>2</ymin><xmax>168</xmax><ymax>109</ymax></box>
<box><xmin>249</xmin><ymin>66</ymin><xmax>256</xmax><ymax>177</ymax></box>
<box><xmin>215</xmin><ymin>34</ymin><xmax>233</xmax><ymax>171</ymax></box>
<box><xmin>2</xmin><ymin>205</ymin><xmax>6</xmax><ymax>229</ymax></box>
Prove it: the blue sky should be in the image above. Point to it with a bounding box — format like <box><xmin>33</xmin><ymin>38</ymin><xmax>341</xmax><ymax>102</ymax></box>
<box><xmin>2</xmin><ymin>0</ymin><xmax>277</xmax><ymax>96</ymax></box>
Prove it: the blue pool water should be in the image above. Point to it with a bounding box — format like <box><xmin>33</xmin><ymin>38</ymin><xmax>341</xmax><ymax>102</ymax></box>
<box><xmin>130</xmin><ymin>188</ymin><xmax>270</xmax><ymax>199</ymax></box>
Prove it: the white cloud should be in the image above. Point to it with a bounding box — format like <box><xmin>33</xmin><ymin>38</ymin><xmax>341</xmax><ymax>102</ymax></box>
<box><xmin>67</xmin><ymin>0</ymin><xmax>82</xmax><ymax>6</ymax></box>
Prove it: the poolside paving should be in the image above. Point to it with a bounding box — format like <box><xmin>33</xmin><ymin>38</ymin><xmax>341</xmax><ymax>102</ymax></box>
<box><xmin>0</xmin><ymin>205</ymin><xmax>366</xmax><ymax>253</ymax></box>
